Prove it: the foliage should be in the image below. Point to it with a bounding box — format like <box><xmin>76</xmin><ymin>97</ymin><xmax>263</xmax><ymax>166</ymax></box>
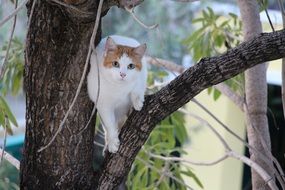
<box><xmin>184</xmin><ymin>7</ymin><xmax>244</xmax><ymax>100</ymax></box>
<box><xmin>0</xmin><ymin>37</ymin><xmax>24</xmax><ymax>133</ymax></box>
<box><xmin>125</xmin><ymin>69</ymin><xmax>203</xmax><ymax>189</ymax></box>
<box><xmin>0</xmin><ymin>160</ymin><xmax>19</xmax><ymax>190</ymax></box>
<box><xmin>127</xmin><ymin>111</ymin><xmax>203</xmax><ymax>189</ymax></box>
<box><xmin>0</xmin><ymin>38</ymin><xmax>24</xmax><ymax>96</ymax></box>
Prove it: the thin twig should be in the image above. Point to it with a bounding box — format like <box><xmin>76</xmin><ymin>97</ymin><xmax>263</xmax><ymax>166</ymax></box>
<box><xmin>49</xmin><ymin>0</ymin><xmax>93</xmax><ymax>15</ymax></box>
<box><xmin>38</xmin><ymin>0</ymin><xmax>104</xmax><ymax>152</ymax></box>
<box><xmin>257</xmin><ymin>0</ymin><xmax>275</xmax><ymax>32</ymax></box>
<box><xmin>191</xmin><ymin>99</ymin><xmax>283</xmax><ymax>187</ymax></box>
<box><xmin>0</xmin><ymin>116</ymin><xmax>8</xmax><ymax>167</ymax></box>
<box><xmin>145</xmin><ymin>56</ymin><xmax>245</xmax><ymax>111</ymax></box>
<box><xmin>0</xmin><ymin>0</ymin><xmax>28</xmax><ymax>28</ymax></box>
<box><xmin>146</xmin><ymin>150</ymin><xmax>228</xmax><ymax>166</ymax></box>
<box><xmin>125</xmin><ymin>7</ymin><xmax>158</xmax><ymax>29</ymax></box>
<box><xmin>0</xmin><ymin>0</ymin><xmax>18</xmax><ymax>79</ymax></box>
<box><xmin>27</xmin><ymin>0</ymin><xmax>37</xmax><ymax>31</ymax></box>
<box><xmin>136</xmin><ymin>156</ymin><xmax>194</xmax><ymax>190</ymax></box>
<box><xmin>228</xmin><ymin>151</ymin><xmax>278</xmax><ymax>190</ymax></box>
<box><xmin>94</xmin><ymin>140</ymin><xmax>104</xmax><ymax>148</ymax></box>
<box><xmin>78</xmin><ymin>107</ymin><xmax>96</xmax><ymax>134</ymax></box>
<box><xmin>145</xmin><ymin>56</ymin><xmax>185</xmax><ymax>74</ymax></box>
<box><xmin>153</xmin><ymin>161</ymin><xmax>169</xmax><ymax>188</ymax></box>
<box><xmin>214</xmin><ymin>83</ymin><xmax>245</xmax><ymax>111</ymax></box>
<box><xmin>181</xmin><ymin>106</ymin><xmax>278</xmax><ymax>189</ymax></box>
<box><xmin>0</xmin><ymin>148</ymin><xmax>20</xmax><ymax>170</ymax></box>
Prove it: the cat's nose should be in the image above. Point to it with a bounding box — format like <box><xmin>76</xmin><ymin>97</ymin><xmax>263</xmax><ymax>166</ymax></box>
<box><xmin>120</xmin><ymin>72</ymin><xmax>126</xmax><ymax>78</ymax></box>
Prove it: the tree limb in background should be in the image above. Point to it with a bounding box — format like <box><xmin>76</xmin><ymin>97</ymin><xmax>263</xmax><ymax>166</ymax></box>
<box><xmin>0</xmin><ymin>0</ymin><xmax>28</xmax><ymax>28</ymax></box>
<box><xmin>0</xmin><ymin>0</ymin><xmax>18</xmax><ymax>78</ymax></box>
<box><xmin>145</xmin><ymin>56</ymin><xmax>245</xmax><ymax>110</ymax></box>
<box><xmin>0</xmin><ymin>148</ymin><xmax>20</xmax><ymax>170</ymax></box>
<box><xmin>277</xmin><ymin>0</ymin><xmax>285</xmax><ymax>126</ymax></box>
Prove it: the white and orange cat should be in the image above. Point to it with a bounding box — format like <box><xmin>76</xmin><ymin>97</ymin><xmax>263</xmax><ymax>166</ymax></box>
<box><xmin>87</xmin><ymin>35</ymin><xmax>147</xmax><ymax>154</ymax></box>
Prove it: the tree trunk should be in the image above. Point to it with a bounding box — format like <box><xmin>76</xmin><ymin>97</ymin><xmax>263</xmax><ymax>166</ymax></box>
<box><xmin>237</xmin><ymin>0</ymin><xmax>274</xmax><ymax>189</ymax></box>
<box><xmin>20</xmin><ymin>1</ymin><xmax>100</xmax><ymax>189</ymax></box>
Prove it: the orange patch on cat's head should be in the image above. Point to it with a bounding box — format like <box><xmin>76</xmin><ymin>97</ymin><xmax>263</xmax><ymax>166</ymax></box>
<box><xmin>103</xmin><ymin>37</ymin><xmax>146</xmax><ymax>70</ymax></box>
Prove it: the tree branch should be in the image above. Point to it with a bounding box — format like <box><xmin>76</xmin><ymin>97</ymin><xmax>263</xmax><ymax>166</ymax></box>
<box><xmin>95</xmin><ymin>29</ymin><xmax>285</xmax><ymax>189</ymax></box>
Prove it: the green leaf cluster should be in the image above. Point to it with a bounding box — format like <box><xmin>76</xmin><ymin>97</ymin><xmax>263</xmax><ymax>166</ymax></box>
<box><xmin>0</xmin><ymin>38</ymin><xmax>24</xmax><ymax>96</ymax></box>
<box><xmin>184</xmin><ymin>7</ymin><xmax>242</xmax><ymax>62</ymax></box>
<box><xmin>0</xmin><ymin>37</ymin><xmax>24</xmax><ymax>133</ymax></box>
<box><xmin>127</xmin><ymin>112</ymin><xmax>203</xmax><ymax>189</ymax></box>
<box><xmin>184</xmin><ymin>7</ymin><xmax>244</xmax><ymax>101</ymax></box>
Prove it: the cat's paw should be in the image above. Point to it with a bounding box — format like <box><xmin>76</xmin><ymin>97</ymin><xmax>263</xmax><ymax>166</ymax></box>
<box><xmin>133</xmin><ymin>99</ymin><xmax>144</xmax><ymax>111</ymax></box>
<box><xmin>108</xmin><ymin>138</ymin><xmax>120</xmax><ymax>153</ymax></box>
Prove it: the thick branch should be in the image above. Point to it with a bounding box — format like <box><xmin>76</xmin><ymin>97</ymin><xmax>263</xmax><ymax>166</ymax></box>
<box><xmin>95</xmin><ymin>29</ymin><xmax>285</xmax><ymax>189</ymax></box>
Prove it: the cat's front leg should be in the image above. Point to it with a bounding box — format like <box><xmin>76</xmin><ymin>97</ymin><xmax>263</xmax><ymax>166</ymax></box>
<box><xmin>98</xmin><ymin>109</ymin><xmax>120</xmax><ymax>154</ymax></box>
<box><xmin>130</xmin><ymin>92</ymin><xmax>144</xmax><ymax>111</ymax></box>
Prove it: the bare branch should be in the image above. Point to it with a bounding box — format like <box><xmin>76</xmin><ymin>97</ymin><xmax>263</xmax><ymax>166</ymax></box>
<box><xmin>0</xmin><ymin>148</ymin><xmax>20</xmax><ymax>170</ymax></box>
<box><xmin>191</xmin><ymin>99</ymin><xmax>284</xmax><ymax>181</ymax></box>
<box><xmin>181</xmin><ymin>106</ymin><xmax>277</xmax><ymax>189</ymax></box>
<box><xmin>145</xmin><ymin>56</ymin><xmax>185</xmax><ymax>74</ymax></box>
<box><xmin>146</xmin><ymin>150</ymin><xmax>228</xmax><ymax>166</ymax></box>
<box><xmin>0</xmin><ymin>0</ymin><xmax>28</xmax><ymax>28</ymax></box>
<box><xmin>228</xmin><ymin>151</ymin><xmax>278</xmax><ymax>190</ymax></box>
<box><xmin>136</xmin><ymin>157</ymin><xmax>194</xmax><ymax>190</ymax></box>
<box><xmin>49</xmin><ymin>0</ymin><xmax>93</xmax><ymax>15</ymax></box>
<box><xmin>0</xmin><ymin>0</ymin><xmax>18</xmax><ymax>79</ymax></box>
<box><xmin>125</xmin><ymin>7</ymin><xmax>158</xmax><ymax>29</ymax></box>
<box><xmin>27</xmin><ymin>0</ymin><xmax>37</xmax><ymax>30</ymax></box>
<box><xmin>119</xmin><ymin>0</ymin><xmax>144</xmax><ymax>9</ymax></box>
<box><xmin>145</xmin><ymin>56</ymin><xmax>245</xmax><ymax>110</ymax></box>
<box><xmin>214</xmin><ymin>83</ymin><xmax>245</xmax><ymax>111</ymax></box>
<box><xmin>0</xmin><ymin>116</ymin><xmax>8</xmax><ymax>167</ymax></box>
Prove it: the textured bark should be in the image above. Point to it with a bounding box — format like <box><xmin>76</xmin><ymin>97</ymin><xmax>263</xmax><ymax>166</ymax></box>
<box><xmin>96</xmin><ymin>30</ymin><xmax>285</xmax><ymax>189</ymax></box>
<box><xmin>20</xmin><ymin>0</ymin><xmax>101</xmax><ymax>189</ymax></box>
<box><xmin>237</xmin><ymin>1</ymin><xmax>274</xmax><ymax>189</ymax></box>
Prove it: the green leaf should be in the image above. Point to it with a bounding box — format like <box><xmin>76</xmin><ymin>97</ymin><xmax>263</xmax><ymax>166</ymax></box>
<box><xmin>181</xmin><ymin>169</ymin><xmax>204</xmax><ymax>188</ymax></box>
<box><xmin>192</xmin><ymin>18</ymin><xmax>204</xmax><ymax>24</ymax></box>
<box><xmin>213</xmin><ymin>88</ymin><xmax>221</xmax><ymax>101</ymax></box>
<box><xmin>0</xmin><ymin>96</ymin><xmax>18</xmax><ymax>127</ymax></box>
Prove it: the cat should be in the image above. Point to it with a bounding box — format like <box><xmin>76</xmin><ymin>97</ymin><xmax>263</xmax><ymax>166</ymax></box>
<box><xmin>87</xmin><ymin>35</ymin><xmax>147</xmax><ymax>154</ymax></box>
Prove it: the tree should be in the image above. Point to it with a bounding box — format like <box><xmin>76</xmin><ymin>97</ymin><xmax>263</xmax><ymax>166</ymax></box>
<box><xmin>237</xmin><ymin>0</ymin><xmax>275</xmax><ymax>189</ymax></box>
<box><xmin>0</xmin><ymin>0</ymin><xmax>282</xmax><ymax>189</ymax></box>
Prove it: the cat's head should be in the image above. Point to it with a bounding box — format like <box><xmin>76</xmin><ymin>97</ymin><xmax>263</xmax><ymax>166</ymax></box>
<box><xmin>102</xmin><ymin>37</ymin><xmax>146</xmax><ymax>83</ymax></box>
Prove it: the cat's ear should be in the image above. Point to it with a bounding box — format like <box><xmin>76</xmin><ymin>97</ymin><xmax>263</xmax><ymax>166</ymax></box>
<box><xmin>105</xmin><ymin>37</ymin><xmax>117</xmax><ymax>52</ymax></box>
<box><xmin>133</xmin><ymin>43</ymin><xmax>147</xmax><ymax>57</ymax></box>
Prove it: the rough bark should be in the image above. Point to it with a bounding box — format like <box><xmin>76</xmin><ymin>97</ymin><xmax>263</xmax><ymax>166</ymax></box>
<box><xmin>237</xmin><ymin>1</ymin><xmax>274</xmax><ymax>189</ymax></box>
<box><xmin>20</xmin><ymin>0</ymin><xmax>101</xmax><ymax>189</ymax></box>
<box><xmin>96</xmin><ymin>30</ymin><xmax>285</xmax><ymax>189</ymax></box>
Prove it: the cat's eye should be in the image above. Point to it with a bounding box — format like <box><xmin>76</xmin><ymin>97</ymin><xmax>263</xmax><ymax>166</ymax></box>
<box><xmin>112</xmin><ymin>61</ymin><xmax>120</xmax><ymax>68</ymax></box>
<box><xmin>128</xmin><ymin>63</ymin><xmax>135</xmax><ymax>70</ymax></box>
